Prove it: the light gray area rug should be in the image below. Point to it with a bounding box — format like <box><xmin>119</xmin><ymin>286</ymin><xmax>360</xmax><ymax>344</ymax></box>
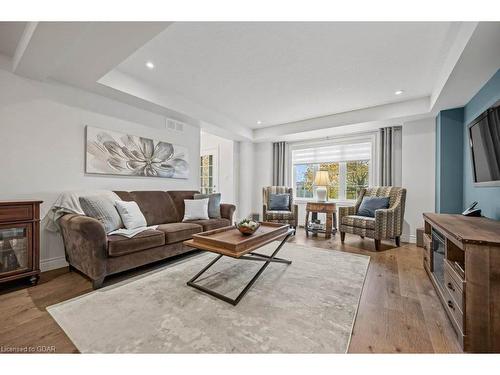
<box><xmin>47</xmin><ymin>242</ymin><xmax>369</xmax><ymax>353</ymax></box>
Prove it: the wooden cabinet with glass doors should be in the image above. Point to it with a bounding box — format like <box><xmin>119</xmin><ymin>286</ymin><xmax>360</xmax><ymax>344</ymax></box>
<box><xmin>0</xmin><ymin>200</ymin><xmax>42</xmax><ymax>286</ymax></box>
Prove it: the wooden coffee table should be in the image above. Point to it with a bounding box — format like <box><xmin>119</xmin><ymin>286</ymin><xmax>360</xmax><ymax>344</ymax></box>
<box><xmin>184</xmin><ymin>222</ymin><xmax>295</xmax><ymax>305</ymax></box>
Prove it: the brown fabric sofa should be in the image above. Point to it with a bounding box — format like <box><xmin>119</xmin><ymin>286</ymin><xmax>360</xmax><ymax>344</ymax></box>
<box><xmin>59</xmin><ymin>190</ymin><xmax>235</xmax><ymax>289</ymax></box>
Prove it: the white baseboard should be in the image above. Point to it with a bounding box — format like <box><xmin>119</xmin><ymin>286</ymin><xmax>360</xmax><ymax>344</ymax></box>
<box><xmin>40</xmin><ymin>256</ymin><xmax>68</xmax><ymax>272</ymax></box>
<box><xmin>401</xmin><ymin>234</ymin><xmax>416</xmax><ymax>244</ymax></box>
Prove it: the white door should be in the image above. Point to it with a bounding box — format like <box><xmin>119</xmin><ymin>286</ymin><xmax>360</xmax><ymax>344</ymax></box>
<box><xmin>200</xmin><ymin>147</ymin><xmax>219</xmax><ymax>194</ymax></box>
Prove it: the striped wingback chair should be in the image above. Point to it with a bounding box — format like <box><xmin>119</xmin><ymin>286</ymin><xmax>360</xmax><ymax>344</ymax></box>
<box><xmin>262</xmin><ymin>186</ymin><xmax>298</xmax><ymax>228</ymax></box>
<box><xmin>339</xmin><ymin>186</ymin><xmax>406</xmax><ymax>251</ymax></box>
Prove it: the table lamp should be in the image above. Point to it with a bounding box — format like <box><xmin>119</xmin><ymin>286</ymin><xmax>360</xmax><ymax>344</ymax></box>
<box><xmin>314</xmin><ymin>170</ymin><xmax>330</xmax><ymax>202</ymax></box>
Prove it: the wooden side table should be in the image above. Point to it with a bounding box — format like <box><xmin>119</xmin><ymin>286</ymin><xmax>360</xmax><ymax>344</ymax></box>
<box><xmin>305</xmin><ymin>201</ymin><xmax>337</xmax><ymax>239</ymax></box>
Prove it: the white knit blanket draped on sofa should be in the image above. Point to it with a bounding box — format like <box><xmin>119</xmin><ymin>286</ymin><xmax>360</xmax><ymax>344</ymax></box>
<box><xmin>46</xmin><ymin>190</ymin><xmax>156</xmax><ymax>238</ymax></box>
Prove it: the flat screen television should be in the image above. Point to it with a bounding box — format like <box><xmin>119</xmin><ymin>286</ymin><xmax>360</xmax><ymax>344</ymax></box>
<box><xmin>468</xmin><ymin>101</ymin><xmax>500</xmax><ymax>186</ymax></box>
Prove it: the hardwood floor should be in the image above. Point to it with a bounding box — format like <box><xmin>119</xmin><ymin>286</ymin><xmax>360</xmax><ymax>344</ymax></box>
<box><xmin>0</xmin><ymin>230</ymin><xmax>461</xmax><ymax>353</ymax></box>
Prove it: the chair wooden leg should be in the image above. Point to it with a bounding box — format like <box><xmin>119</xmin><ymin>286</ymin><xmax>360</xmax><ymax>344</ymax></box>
<box><xmin>374</xmin><ymin>239</ymin><xmax>381</xmax><ymax>251</ymax></box>
<box><xmin>340</xmin><ymin>231</ymin><xmax>346</xmax><ymax>243</ymax></box>
<box><xmin>395</xmin><ymin>236</ymin><xmax>401</xmax><ymax>247</ymax></box>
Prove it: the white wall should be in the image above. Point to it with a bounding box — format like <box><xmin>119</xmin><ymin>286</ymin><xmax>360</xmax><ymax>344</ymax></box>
<box><xmin>232</xmin><ymin>141</ymin><xmax>240</xmax><ymax>220</ymax></box>
<box><xmin>200</xmin><ymin>131</ymin><xmax>237</xmax><ymax>205</ymax></box>
<box><xmin>401</xmin><ymin>117</ymin><xmax>435</xmax><ymax>242</ymax></box>
<box><xmin>237</xmin><ymin>141</ymin><xmax>255</xmax><ymax>221</ymax></box>
<box><xmin>0</xmin><ymin>68</ymin><xmax>200</xmax><ymax>271</ymax></box>
<box><xmin>252</xmin><ymin>142</ymin><xmax>273</xmax><ymax>218</ymax></box>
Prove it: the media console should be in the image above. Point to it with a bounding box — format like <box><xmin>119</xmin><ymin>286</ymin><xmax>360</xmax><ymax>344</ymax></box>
<box><xmin>423</xmin><ymin>213</ymin><xmax>500</xmax><ymax>353</ymax></box>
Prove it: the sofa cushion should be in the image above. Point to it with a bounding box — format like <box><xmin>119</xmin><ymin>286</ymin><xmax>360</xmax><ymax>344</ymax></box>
<box><xmin>357</xmin><ymin>196</ymin><xmax>390</xmax><ymax>218</ymax></box>
<box><xmin>183</xmin><ymin>198</ymin><xmax>210</xmax><ymax>221</ymax></box>
<box><xmin>266</xmin><ymin>210</ymin><xmax>294</xmax><ymax>220</ymax></box>
<box><xmin>194</xmin><ymin>193</ymin><xmax>221</xmax><ymax>218</ymax></box>
<box><xmin>156</xmin><ymin>222</ymin><xmax>203</xmax><ymax>244</ymax></box>
<box><xmin>115</xmin><ymin>200</ymin><xmax>147</xmax><ymax>229</ymax></box>
<box><xmin>166</xmin><ymin>191</ymin><xmax>199</xmax><ymax>222</ymax></box>
<box><xmin>114</xmin><ymin>191</ymin><xmax>134</xmax><ymax>201</ymax></box>
<box><xmin>127</xmin><ymin>191</ymin><xmax>178</xmax><ymax>225</ymax></box>
<box><xmin>269</xmin><ymin>193</ymin><xmax>290</xmax><ymax>210</ymax></box>
<box><xmin>107</xmin><ymin>229</ymin><xmax>165</xmax><ymax>257</ymax></box>
<box><xmin>185</xmin><ymin>218</ymin><xmax>231</xmax><ymax>231</ymax></box>
<box><xmin>341</xmin><ymin>215</ymin><xmax>376</xmax><ymax>230</ymax></box>
<box><xmin>79</xmin><ymin>195</ymin><xmax>123</xmax><ymax>233</ymax></box>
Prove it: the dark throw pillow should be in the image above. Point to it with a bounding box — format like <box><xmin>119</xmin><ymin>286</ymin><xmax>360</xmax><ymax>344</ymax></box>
<box><xmin>357</xmin><ymin>196</ymin><xmax>390</xmax><ymax>218</ymax></box>
<box><xmin>269</xmin><ymin>193</ymin><xmax>290</xmax><ymax>211</ymax></box>
<box><xmin>194</xmin><ymin>193</ymin><xmax>221</xmax><ymax>218</ymax></box>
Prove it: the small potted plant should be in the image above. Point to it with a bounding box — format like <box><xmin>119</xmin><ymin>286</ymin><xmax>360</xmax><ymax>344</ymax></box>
<box><xmin>236</xmin><ymin>219</ymin><xmax>261</xmax><ymax>235</ymax></box>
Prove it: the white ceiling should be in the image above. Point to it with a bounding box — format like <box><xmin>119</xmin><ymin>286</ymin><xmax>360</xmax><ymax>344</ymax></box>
<box><xmin>0</xmin><ymin>22</ymin><xmax>26</xmax><ymax>57</ymax></box>
<box><xmin>116</xmin><ymin>22</ymin><xmax>458</xmax><ymax>128</ymax></box>
<box><xmin>0</xmin><ymin>21</ymin><xmax>497</xmax><ymax>142</ymax></box>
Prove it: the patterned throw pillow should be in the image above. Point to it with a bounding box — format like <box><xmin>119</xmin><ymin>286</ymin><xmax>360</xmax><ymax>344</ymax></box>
<box><xmin>269</xmin><ymin>193</ymin><xmax>290</xmax><ymax>211</ymax></box>
<box><xmin>194</xmin><ymin>193</ymin><xmax>221</xmax><ymax>218</ymax></box>
<box><xmin>79</xmin><ymin>196</ymin><xmax>123</xmax><ymax>233</ymax></box>
<box><xmin>357</xmin><ymin>196</ymin><xmax>390</xmax><ymax>218</ymax></box>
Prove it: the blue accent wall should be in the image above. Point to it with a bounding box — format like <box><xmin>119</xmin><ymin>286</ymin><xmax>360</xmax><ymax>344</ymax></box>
<box><xmin>435</xmin><ymin>108</ymin><xmax>464</xmax><ymax>214</ymax></box>
<box><xmin>462</xmin><ymin>69</ymin><xmax>500</xmax><ymax>219</ymax></box>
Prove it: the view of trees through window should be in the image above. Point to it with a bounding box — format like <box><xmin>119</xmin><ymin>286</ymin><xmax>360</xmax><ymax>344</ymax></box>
<box><xmin>294</xmin><ymin>160</ymin><xmax>369</xmax><ymax>200</ymax></box>
<box><xmin>346</xmin><ymin>160</ymin><xmax>370</xmax><ymax>199</ymax></box>
<box><xmin>297</xmin><ymin>162</ymin><xmax>340</xmax><ymax>199</ymax></box>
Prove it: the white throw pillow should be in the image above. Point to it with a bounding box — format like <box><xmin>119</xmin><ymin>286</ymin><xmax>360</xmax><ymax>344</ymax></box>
<box><xmin>114</xmin><ymin>201</ymin><xmax>147</xmax><ymax>229</ymax></box>
<box><xmin>183</xmin><ymin>198</ymin><xmax>209</xmax><ymax>221</ymax></box>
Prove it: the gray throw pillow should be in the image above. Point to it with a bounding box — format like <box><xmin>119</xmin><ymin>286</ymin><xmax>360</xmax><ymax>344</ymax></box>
<box><xmin>357</xmin><ymin>196</ymin><xmax>390</xmax><ymax>218</ymax></box>
<box><xmin>194</xmin><ymin>193</ymin><xmax>221</xmax><ymax>218</ymax></box>
<box><xmin>269</xmin><ymin>193</ymin><xmax>290</xmax><ymax>211</ymax></box>
<box><xmin>79</xmin><ymin>196</ymin><xmax>123</xmax><ymax>233</ymax></box>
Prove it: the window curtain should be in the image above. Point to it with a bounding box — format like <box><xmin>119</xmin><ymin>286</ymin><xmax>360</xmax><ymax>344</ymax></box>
<box><xmin>272</xmin><ymin>141</ymin><xmax>287</xmax><ymax>186</ymax></box>
<box><xmin>379</xmin><ymin>126</ymin><xmax>402</xmax><ymax>186</ymax></box>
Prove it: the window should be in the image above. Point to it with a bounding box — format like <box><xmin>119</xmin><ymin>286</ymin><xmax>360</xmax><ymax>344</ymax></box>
<box><xmin>292</xmin><ymin>141</ymin><xmax>372</xmax><ymax>201</ymax></box>
<box><xmin>200</xmin><ymin>155</ymin><xmax>214</xmax><ymax>194</ymax></box>
<box><xmin>346</xmin><ymin>160</ymin><xmax>370</xmax><ymax>199</ymax></box>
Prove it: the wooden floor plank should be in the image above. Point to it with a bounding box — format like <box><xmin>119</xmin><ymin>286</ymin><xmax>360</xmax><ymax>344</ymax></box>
<box><xmin>0</xmin><ymin>230</ymin><xmax>461</xmax><ymax>353</ymax></box>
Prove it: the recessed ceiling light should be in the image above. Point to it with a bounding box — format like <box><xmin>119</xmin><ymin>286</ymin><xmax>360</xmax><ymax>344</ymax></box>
<box><xmin>257</xmin><ymin>120</ymin><xmax>262</xmax><ymax>125</ymax></box>
<box><xmin>145</xmin><ymin>61</ymin><xmax>155</xmax><ymax>69</ymax></box>
<box><xmin>394</xmin><ymin>90</ymin><xmax>404</xmax><ymax>95</ymax></box>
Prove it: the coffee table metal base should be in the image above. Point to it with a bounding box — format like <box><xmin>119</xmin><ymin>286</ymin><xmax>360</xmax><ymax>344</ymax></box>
<box><xmin>187</xmin><ymin>229</ymin><xmax>294</xmax><ymax>306</ymax></box>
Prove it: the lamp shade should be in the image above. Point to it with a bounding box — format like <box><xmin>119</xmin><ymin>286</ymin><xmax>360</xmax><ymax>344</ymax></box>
<box><xmin>314</xmin><ymin>170</ymin><xmax>330</xmax><ymax>186</ymax></box>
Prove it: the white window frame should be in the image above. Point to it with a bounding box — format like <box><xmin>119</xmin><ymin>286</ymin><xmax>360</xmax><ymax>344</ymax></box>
<box><xmin>200</xmin><ymin>146</ymin><xmax>220</xmax><ymax>194</ymax></box>
<box><xmin>288</xmin><ymin>132</ymin><xmax>379</xmax><ymax>204</ymax></box>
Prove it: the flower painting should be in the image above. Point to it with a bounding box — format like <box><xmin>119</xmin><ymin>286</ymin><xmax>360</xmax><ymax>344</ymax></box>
<box><xmin>85</xmin><ymin>126</ymin><xmax>189</xmax><ymax>179</ymax></box>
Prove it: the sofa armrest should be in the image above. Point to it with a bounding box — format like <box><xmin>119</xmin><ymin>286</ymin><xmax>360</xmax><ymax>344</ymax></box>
<box><xmin>292</xmin><ymin>204</ymin><xmax>298</xmax><ymax>227</ymax></box>
<box><xmin>338</xmin><ymin>205</ymin><xmax>356</xmax><ymax>229</ymax></box>
<box><xmin>220</xmin><ymin>203</ymin><xmax>236</xmax><ymax>223</ymax></box>
<box><xmin>374</xmin><ymin>207</ymin><xmax>398</xmax><ymax>239</ymax></box>
<box><xmin>58</xmin><ymin>214</ymin><xmax>107</xmax><ymax>282</ymax></box>
<box><xmin>374</xmin><ymin>189</ymin><xmax>406</xmax><ymax>239</ymax></box>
